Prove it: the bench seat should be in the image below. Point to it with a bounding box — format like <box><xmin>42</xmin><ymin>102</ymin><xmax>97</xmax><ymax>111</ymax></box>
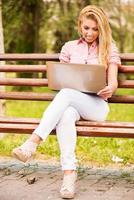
<box><xmin>0</xmin><ymin>117</ymin><xmax>133</xmax><ymax>138</ymax></box>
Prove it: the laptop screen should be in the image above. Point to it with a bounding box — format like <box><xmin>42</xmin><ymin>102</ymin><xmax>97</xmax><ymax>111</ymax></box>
<box><xmin>46</xmin><ymin>62</ymin><xmax>106</xmax><ymax>93</ymax></box>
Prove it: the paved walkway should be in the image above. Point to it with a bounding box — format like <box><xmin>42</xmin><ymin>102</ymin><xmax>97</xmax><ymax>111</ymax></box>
<box><xmin>0</xmin><ymin>158</ymin><xmax>134</xmax><ymax>200</ymax></box>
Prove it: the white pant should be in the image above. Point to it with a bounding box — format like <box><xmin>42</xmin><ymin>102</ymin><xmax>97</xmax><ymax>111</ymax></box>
<box><xmin>34</xmin><ymin>88</ymin><xmax>109</xmax><ymax>170</ymax></box>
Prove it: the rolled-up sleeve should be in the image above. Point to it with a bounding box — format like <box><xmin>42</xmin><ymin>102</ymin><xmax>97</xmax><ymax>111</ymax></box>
<box><xmin>108</xmin><ymin>42</ymin><xmax>121</xmax><ymax>66</ymax></box>
<box><xmin>59</xmin><ymin>42</ymin><xmax>70</xmax><ymax>63</ymax></box>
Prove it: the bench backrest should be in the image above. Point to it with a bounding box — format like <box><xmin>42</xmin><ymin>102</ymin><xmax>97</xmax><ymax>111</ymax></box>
<box><xmin>0</xmin><ymin>53</ymin><xmax>134</xmax><ymax>103</ymax></box>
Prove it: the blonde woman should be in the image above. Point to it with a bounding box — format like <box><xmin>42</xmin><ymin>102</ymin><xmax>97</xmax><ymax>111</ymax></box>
<box><xmin>12</xmin><ymin>5</ymin><xmax>121</xmax><ymax>199</ymax></box>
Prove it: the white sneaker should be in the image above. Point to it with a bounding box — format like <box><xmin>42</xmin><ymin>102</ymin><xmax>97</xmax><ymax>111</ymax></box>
<box><xmin>60</xmin><ymin>171</ymin><xmax>77</xmax><ymax>199</ymax></box>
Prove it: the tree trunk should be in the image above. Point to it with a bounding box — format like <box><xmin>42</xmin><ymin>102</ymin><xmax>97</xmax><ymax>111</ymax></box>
<box><xmin>0</xmin><ymin>0</ymin><xmax>6</xmax><ymax>138</ymax></box>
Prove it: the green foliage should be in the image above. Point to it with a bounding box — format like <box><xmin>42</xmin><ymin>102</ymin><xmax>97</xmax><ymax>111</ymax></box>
<box><xmin>100</xmin><ymin>0</ymin><xmax>134</xmax><ymax>52</ymax></box>
<box><xmin>51</xmin><ymin>2</ymin><xmax>79</xmax><ymax>52</ymax></box>
<box><xmin>0</xmin><ymin>134</ymin><xmax>28</xmax><ymax>156</ymax></box>
<box><xmin>2</xmin><ymin>0</ymin><xmax>134</xmax><ymax>53</ymax></box>
<box><xmin>2</xmin><ymin>0</ymin><xmax>45</xmax><ymax>53</ymax></box>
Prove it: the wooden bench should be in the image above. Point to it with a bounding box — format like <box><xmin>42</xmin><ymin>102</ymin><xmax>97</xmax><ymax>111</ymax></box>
<box><xmin>0</xmin><ymin>53</ymin><xmax>134</xmax><ymax>138</ymax></box>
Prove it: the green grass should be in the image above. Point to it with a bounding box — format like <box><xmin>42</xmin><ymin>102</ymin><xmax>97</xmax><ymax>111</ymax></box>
<box><xmin>0</xmin><ymin>87</ymin><xmax>134</xmax><ymax>166</ymax></box>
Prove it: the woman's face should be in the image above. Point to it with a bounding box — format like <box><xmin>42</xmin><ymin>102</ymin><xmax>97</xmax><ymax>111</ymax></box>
<box><xmin>80</xmin><ymin>17</ymin><xmax>99</xmax><ymax>45</ymax></box>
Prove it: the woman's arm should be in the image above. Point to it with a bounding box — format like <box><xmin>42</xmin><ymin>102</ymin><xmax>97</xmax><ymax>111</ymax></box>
<box><xmin>59</xmin><ymin>42</ymin><xmax>70</xmax><ymax>63</ymax></box>
<box><xmin>97</xmin><ymin>63</ymin><xmax>118</xmax><ymax>100</ymax></box>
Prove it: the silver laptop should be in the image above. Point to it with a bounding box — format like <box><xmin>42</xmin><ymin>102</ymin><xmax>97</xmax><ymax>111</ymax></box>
<box><xmin>46</xmin><ymin>61</ymin><xmax>106</xmax><ymax>93</ymax></box>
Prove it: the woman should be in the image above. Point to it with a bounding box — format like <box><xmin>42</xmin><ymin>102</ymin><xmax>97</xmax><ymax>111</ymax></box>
<box><xmin>12</xmin><ymin>5</ymin><xmax>121</xmax><ymax>199</ymax></box>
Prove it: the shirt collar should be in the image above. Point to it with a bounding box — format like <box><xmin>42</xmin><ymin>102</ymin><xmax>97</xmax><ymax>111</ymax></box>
<box><xmin>77</xmin><ymin>38</ymin><xmax>98</xmax><ymax>49</ymax></box>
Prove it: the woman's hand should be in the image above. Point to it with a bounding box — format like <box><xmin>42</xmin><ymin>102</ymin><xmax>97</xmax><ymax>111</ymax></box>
<box><xmin>97</xmin><ymin>85</ymin><xmax>116</xmax><ymax>100</ymax></box>
<box><xmin>97</xmin><ymin>63</ymin><xmax>119</xmax><ymax>100</ymax></box>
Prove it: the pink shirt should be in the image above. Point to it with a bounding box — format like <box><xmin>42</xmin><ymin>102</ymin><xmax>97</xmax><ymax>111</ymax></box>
<box><xmin>59</xmin><ymin>38</ymin><xmax>121</xmax><ymax>66</ymax></box>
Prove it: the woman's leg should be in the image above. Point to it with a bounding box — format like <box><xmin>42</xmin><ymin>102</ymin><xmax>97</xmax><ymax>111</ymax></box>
<box><xmin>56</xmin><ymin>106</ymin><xmax>80</xmax><ymax>198</ymax></box>
<box><xmin>33</xmin><ymin>88</ymin><xmax>109</xmax><ymax>140</ymax></box>
<box><xmin>56</xmin><ymin>106</ymin><xmax>80</xmax><ymax>171</ymax></box>
<box><xmin>12</xmin><ymin>88</ymin><xmax>73</xmax><ymax>162</ymax></box>
<box><xmin>12</xmin><ymin>88</ymin><xmax>109</xmax><ymax>162</ymax></box>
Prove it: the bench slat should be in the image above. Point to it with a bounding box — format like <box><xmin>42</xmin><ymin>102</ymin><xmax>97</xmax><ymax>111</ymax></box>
<box><xmin>0</xmin><ymin>117</ymin><xmax>40</xmax><ymax>124</ymax></box>
<box><xmin>0</xmin><ymin>123</ymin><xmax>133</xmax><ymax>138</ymax></box>
<box><xmin>0</xmin><ymin>53</ymin><xmax>134</xmax><ymax>61</ymax></box>
<box><xmin>0</xmin><ymin>78</ymin><xmax>48</xmax><ymax>86</ymax></box>
<box><xmin>0</xmin><ymin>92</ymin><xmax>133</xmax><ymax>103</ymax></box>
<box><xmin>76</xmin><ymin>126</ymin><xmax>134</xmax><ymax>138</ymax></box>
<box><xmin>0</xmin><ymin>78</ymin><xmax>134</xmax><ymax>88</ymax></box>
<box><xmin>108</xmin><ymin>95</ymin><xmax>134</xmax><ymax>103</ymax></box>
<box><xmin>0</xmin><ymin>123</ymin><xmax>37</xmax><ymax>133</ymax></box>
<box><xmin>0</xmin><ymin>53</ymin><xmax>59</xmax><ymax>61</ymax></box>
<box><xmin>0</xmin><ymin>91</ymin><xmax>55</xmax><ymax>101</ymax></box>
<box><xmin>0</xmin><ymin>64</ymin><xmax>133</xmax><ymax>73</ymax></box>
<box><xmin>0</xmin><ymin>117</ymin><xmax>134</xmax><ymax>128</ymax></box>
<box><xmin>76</xmin><ymin>121</ymin><xmax>134</xmax><ymax>128</ymax></box>
<box><xmin>120</xmin><ymin>53</ymin><xmax>134</xmax><ymax>61</ymax></box>
<box><xmin>118</xmin><ymin>80</ymin><xmax>134</xmax><ymax>88</ymax></box>
<box><xmin>0</xmin><ymin>65</ymin><xmax>46</xmax><ymax>72</ymax></box>
<box><xmin>119</xmin><ymin>65</ymin><xmax>134</xmax><ymax>73</ymax></box>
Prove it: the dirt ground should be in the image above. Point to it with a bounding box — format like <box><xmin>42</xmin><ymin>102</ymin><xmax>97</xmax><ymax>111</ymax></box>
<box><xmin>0</xmin><ymin>157</ymin><xmax>134</xmax><ymax>200</ymax></box>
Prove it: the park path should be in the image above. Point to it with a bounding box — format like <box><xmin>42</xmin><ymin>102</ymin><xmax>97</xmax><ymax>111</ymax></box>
<box><xmin>0</xmin><ymin>157</ymin><xmax>134</xmax><ymax>200</ymax></box>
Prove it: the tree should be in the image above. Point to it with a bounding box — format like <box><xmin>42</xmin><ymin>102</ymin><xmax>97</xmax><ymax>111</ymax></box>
<box><xmin>52</xmin><ymin>0</ymin><xmax>92</xmax><ymax>52</ymax></box>
<box><xmin>0</xmin><ymin>0</ymin><xmax>5</xmax><ymax>138</ymax></box>
<box><xmin>100</xmin><ymin>0</ymin><xmax>134</xmax><ymax>52</ymax></box>
<box><xmin>2</xmin><ymin>0</ymin><xmax>45</xmax><ymax>90</ymax></box>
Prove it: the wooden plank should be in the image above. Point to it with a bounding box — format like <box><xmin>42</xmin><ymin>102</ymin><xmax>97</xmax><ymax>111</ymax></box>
<box><xmin>0</xmin><ymin>65</ymin><xmax>47</xmax><ymax>72</ymax></box>
<box><xmin>108</xmin><ymin>95</ymin><xmax>134</xmax><ymax>103</ymax></box>
<box><xmin>1</xmin><ymin>78</ymin><xmax>134</xmax><ymax>88</ymax></box>
<box><xmin>119</xmin><ymin>65</ymin><xmax>134</xmax><ymax>73</ymax></box>
<box><xmin>1</xmin><ymin>80</ymin><xmax>133</xmax><ymax>88</ymax></box>
<box><xmin>0</xmin><ymin>78</ymin><xmax>134</xmax><ymax>88</ymax></box>
<box><xmin>0</xmin><ymin>53</ymin><xmax>59</xmax><ymax>61</ymax></box>
<box><xmin>0</xmin><ymin>78</ymin><xmax>48</xmax><ymax>86</ymax></box>
<box><xmin>0</xmin><ymin>92</ymin><xmax>133</xmax><ymax>103</ymax></box>
<box><xmin>0</xmin><ymin>53</ymin><xmax>133</xmax><ymax>62</ymax></box>
<box><xmin>0</xmin><ymin>117</ymin><xmax>134</xmax><ymax>129</ymax></box>
<box><xmin>0</xmin><ymin>117</ymin><xmax>40</xmax><ymax>124</ymax></box>
<box><xmin>0</xmin><ymin>91</ymin><xmax>55</xmax><ymax>101</ymax></box>
<box><xmin>0</xmin><ymin>123</ymin><xmax>134</xmax><ymax>138</ymax></box>
<box><xmin>0</xmin><ymin>123</ymin><xmax>37</xmax><ymax>133</ymax></box>
<box><xmin>76</xmin><ymin>120</ymin><xmax>134</xmax><ymax>128</ymax></box>
<box><xmin>118</xmin><ymin>80</ymin><xmax>134</xmax><ymax>88</ymax></box>
<box><xmin>120</xmin><ymin>53</ymin><xmax>134</xmax><ymax>61</ymax></box>
<box><xmin>0</xmin><ymin>64</ymin><xmax>133</xmax><ymax>73</ymax></box>
<box><xmin>76</xmin><ymin>126</ymin><xmax>134</xmax><ymax>138</ymax></box>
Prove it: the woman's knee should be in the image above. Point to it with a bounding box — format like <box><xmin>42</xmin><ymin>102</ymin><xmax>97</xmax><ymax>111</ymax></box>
<box><xmin>63</xmin><ymin>106</ymin><xmax>80</xmax><ymax>121</ymax></box>
<box><xmin>57</xmin><ymin>106</ymin><xmax>80</xmax><ymax>126</ymax></box>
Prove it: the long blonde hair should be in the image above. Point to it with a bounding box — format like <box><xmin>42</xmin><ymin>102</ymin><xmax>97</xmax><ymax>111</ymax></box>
<box><xmin>78</xmin><ymin>5</ymin><xmax>112</xmax><ymax>67</ymax></box>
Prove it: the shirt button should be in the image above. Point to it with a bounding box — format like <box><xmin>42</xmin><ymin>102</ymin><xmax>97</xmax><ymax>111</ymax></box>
<box><xmin>85</xmin><ymin>59</ymin><xmax>87</xmax><ymax>64</ymax></box>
